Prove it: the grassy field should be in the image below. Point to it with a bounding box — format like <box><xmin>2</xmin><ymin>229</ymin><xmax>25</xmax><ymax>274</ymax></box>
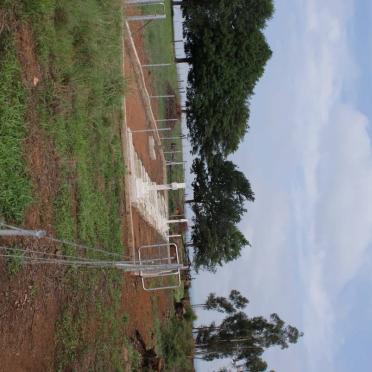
<box><xmin>0</xmin><ymin>32</ymin><xmax>32</xmax><ymax>221</ymax></box>
<box><xmin>0</xmin><ymin>0</ymin><xmax>190</xmax><ymax>369</ymax></box>
<box><xmin>0</xmin><ymin>0</ymin><xmax>139</xmax><ymax>369</ymax></box>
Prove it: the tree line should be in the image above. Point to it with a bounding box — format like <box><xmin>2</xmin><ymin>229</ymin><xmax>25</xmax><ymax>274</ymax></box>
<box><xmin>171</xmin><ymin>2</ymin><xmax>302</xmax><ymax>371</ymax></box>
<box><xmin>176</xmin><ymin>0</ymin><xmax>275</xmax><ymax>271</ymax></box>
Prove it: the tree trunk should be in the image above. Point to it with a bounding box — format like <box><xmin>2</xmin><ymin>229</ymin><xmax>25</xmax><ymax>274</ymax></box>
<box><xmin>175</xmin><ymin>57</ymin><xmax>191</xmax><ymax>64</ymax></box>
<box><xmin>192</xmin><ymin>326</ymin><xmax>221</xmax><ymax>331</ymax></box>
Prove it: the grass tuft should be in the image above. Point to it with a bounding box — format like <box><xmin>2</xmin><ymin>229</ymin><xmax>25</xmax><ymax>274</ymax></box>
<box><xmin>0</xmin><ymin>32</ymin><xmax>33</xmax><ymax>221</ymax></box>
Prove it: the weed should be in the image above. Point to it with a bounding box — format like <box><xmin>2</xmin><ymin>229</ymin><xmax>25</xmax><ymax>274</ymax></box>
<box><xmin>30</xmin><ymin>284</ymin><xmax>39</xmax><ymax>297</ymax></box>
<box><xmin>5</xmin><ymin>249</ymin><xmax>24</xmax><ymax>276</ymax></box>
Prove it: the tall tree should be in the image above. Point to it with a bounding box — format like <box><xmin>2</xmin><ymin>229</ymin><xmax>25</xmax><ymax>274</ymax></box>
<box><xmin>193</xmin><ymin>290</ymin><xmax>249</xmax><ymax>314</ymax></box>
<box><xmin>195</xmin><ymin>310</ymin><xmax>303</xmax><ymax>371</ymax></box>
<box><xmin>182</xmin><ymin>0</ymin><xmax>274</xmax><ymax>159</ymax></box>
<box><xmin>191</xmin><ymin>155</ymin><xmax>254</xmax><ymax>271</ymax></box>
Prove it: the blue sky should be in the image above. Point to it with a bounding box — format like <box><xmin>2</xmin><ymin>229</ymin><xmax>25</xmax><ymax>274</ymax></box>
<box><xmin>180</xmin><ymin>0</ymin><xmax>372</xmax><ymax>371</ymax></box>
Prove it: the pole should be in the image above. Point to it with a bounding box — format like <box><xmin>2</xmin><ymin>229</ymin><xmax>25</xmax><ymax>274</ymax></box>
<box><xmin>131</xmin><ymin>127</ymin><xmax>171</xmax><ymax>133</ymax></box>
<box><xmin>156</xmin><ymin>119</ymin><xmax>178</xmax><ymax>122</ymax></box>
<box><xmin>168</xmin><ymin>219</ymin><xmax>188</xmax><ymax>224</ymax></box>
<box><xmin>150</xmin><ymin>182</ymin><xmax>186</xmax><ymax>191</ymax></box>
<box><xmin>142</xmin><ymin>63</ymin><xmax>171</xmax><ymax>67</ymax></box>
<box><xmin>127</xmin><ymin>14</ymin><xmax>166</xmax><ymax>21</ymax></box>
<box><xmin>166</xmin><ymin>161</ymin><xmax>186</xmax><ymax>165</ymax></box>
<box><xmin>0</xmin><ymin>229</ymin><xmax>46</xmax><ymax>238</ymax></box>
<box><xmin>160</xmin><ymin>136</ymin><xmax>185</xmax><ymax>140</ymax></box>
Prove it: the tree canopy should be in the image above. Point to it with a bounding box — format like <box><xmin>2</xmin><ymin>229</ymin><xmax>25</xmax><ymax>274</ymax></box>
<box><xmin>193</xmin><ymin>290</ymin><xmax>249</xmax><ymax>314</ymax></box>
<box><xmin>178</xmin><ymin>0</ymin><xmax>274</xmax><ymax>272</ymax></box>
<box><xmin>194</xmin><ymin>292</ymin><xmax>303</xmax><ymax>372</ymax></box>
<box><xmin>191</xmin><ymin>155</ymin><xmax>254</xmax><ymax>271</ymax></box>
<box><xmin>182</xmin><ymin>0</ymin><xmax>274</xmax><ymax>158</ymax></box>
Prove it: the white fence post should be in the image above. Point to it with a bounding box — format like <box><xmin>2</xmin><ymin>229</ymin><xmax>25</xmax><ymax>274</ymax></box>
<box><xmin>127</xmin><ymin>14</ymin><xmax>166</xmax><ymax>21</ymax></box>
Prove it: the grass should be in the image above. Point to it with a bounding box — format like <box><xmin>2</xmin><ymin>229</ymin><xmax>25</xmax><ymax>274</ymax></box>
<box><xmin>0</xmin><ymin>0</ymin><xmax>134</xmax><ymax>369</ymax></box>
<box><xmin>140</xmin><ymin>0</ymin><xmax>185</xmax><ymax>213</ymax></box>
<box><xmin>0</xmin><ymin>0</ymin><xmax>191</xmax><ymax>369</ymax></box>
<box><xmin>5</xmin><ymin>248</ymin><xmax>25</xmax><ymax>276</ymax></box>
<box><xmin>153</xmin><ymin>310</ymin><xmax>195</xmax><ymax>371</ymax></box>
<box><xmin>55</xmin><ymin>269</ymin><xmax>140</xmax><ymax>371</ymax></box>
<box><xmin>0</xmin><ymin>32</ymin><xmax>33</xmax><ymax>222</ymax></box>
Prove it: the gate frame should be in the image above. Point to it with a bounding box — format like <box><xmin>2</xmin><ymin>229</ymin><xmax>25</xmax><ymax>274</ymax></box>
<box><xmin>138</xmin><ymin>243</ymin><xmax>182</xmax><ymax>291</ymax></box>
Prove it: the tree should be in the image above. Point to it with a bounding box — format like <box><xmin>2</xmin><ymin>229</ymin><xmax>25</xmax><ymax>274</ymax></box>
<box><xmin>190</xmin><ymin>155</ymin><xmax>254</xmax><ymax>271</ymax></box>
<box><xmin>193</xmin><ymin>290</ymin><xmax>249</xmax><ymax>314</ymax></box>
<box><xmin>182</xmin><ymin>0</ymin><xmax>274</xmax><ymax>159</ymax></box>
<box><xmin>194</xmin><ymin>308</ymin><xmax>303</xmax><ymax>372</ymax></box>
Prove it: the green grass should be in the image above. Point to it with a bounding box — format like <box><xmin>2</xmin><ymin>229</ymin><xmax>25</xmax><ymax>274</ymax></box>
<box><xmin>5</xmin><ymin>248</ymin><xmax>25</xmax><ymax>276</ymax></box>
<box><xmin>141</xmin><ymin>0</ymin><xmax>185</xmax><ymax>212</ymax></box>
<box><xmin>153</xmin><ymin>313</ymin><xmax>195</xmax><ymax>371</ymax></box>
<box><xmin>55</xmin><ymin>269</ymin><xmax>139</xmax><ymax>371</ymax></box>
<box><xmin>0</xmin><ymin>32</ymin><xmax>33</xmax><ymax>222</ymax></box>
<box><xmin>141</xmin><ymin>1</ymin><xmax>178</xmax><ymax>113</ymax></box>
<box><xmin>0</xmin><ymin>0</ymin><xmax>190</xmax><ymax>368</ymax></box>
<box><xmin>0</xmin><ymin>0</ymin><xmax>133</xmax><ymax>368</ymax></box>
<box><xmin>150</xmin><ymin>295</ymin><xmax>195</xmax><ymax>371</ymax></box>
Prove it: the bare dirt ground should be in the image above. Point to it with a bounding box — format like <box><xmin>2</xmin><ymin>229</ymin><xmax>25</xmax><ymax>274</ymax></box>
<box><xmin>0</xmin><ymin>19</ymin><xmax>174</xmax><ymax>372</ymax></box>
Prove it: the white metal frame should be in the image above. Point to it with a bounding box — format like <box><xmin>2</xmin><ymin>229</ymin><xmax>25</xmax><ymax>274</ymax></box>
<box><xmin>127</xmin><ymin>0</ymin><xmax>166</xmax><ymax>22</ymax></box>
<box><xmin>127</xmin><ymin>129</ymin><xmax>169</xmax><ymax>238</ymax></box>
<box><xmin>138</xmin><ymin>243</ymin><xmax>182</xmax><ymax>291</ymax></box>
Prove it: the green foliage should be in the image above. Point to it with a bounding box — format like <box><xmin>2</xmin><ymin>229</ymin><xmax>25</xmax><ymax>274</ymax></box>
<box><xmin>191</xmin><ymin>155</ymin><xmax>254</xmax><ymax>271</ymax></box>
<box><xmin>202</xmin><ymin>290</ymin><xmax>249</xmax><ymax>314</ymax></box>
<box><xmin>156</xmin><ymin>316</ymin><xmax>195</xmax><ymax>371</ymax></box>
<box><xmin>195</xmin><ymin>307</ymin><xmax>303</xmax><ymax>371</ymax></box>
<box><xmin>181</xmin><ymin>0</ymin><xmax>274</xmax><ymax>273</ymax></box>
<box><xmin>0</xmin><ymin>0</ymin><xmax>132</xmax><ymax>369</ymax></box>
<box><xmin>182</xmin><ymin>0</ymin><xmax>274</xmax><ymax>158</ymax></box>
<box><xmin>5</xmin><ymin>249</ymin><xmax>24</xmax><ymax>276</ymax></box>
<box><xmin>0</xmin><ymin>32</ymin><xmax>33</xmax><ymax>221</ymax></box>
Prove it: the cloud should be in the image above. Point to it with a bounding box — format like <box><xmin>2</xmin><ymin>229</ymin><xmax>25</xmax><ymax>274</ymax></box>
<box><xmin>193</xmin><ymin>1</ymin><xmax>372</xmax><ymax>371</ymax></box>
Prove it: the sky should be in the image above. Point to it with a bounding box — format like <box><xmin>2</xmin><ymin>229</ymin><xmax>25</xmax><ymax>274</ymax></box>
<box><xmin>174</xmin><ymin>1</ymin><xmax>372</xmax><ymax>371</ymax></box>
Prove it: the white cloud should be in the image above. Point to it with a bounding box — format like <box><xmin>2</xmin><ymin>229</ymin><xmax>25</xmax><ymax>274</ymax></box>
<box><xmin>193</xmin><ymin>1</ymin><xmax>372</xmax><ymax>371</ymax></box>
